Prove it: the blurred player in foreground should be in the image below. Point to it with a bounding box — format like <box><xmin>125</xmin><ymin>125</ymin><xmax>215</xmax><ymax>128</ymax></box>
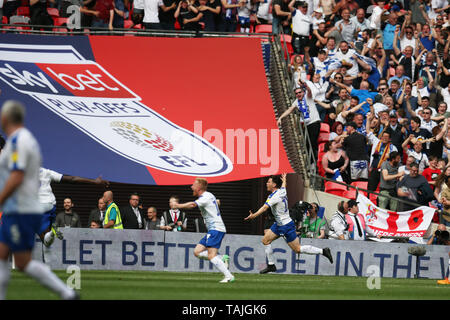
<box><xmin>0</xmin><ymin>100</ymin><xmax>78</xmax><ymax>299</ymax></box>
<box><xmin>245</xmin><ymin>174</ymin><xmax>333</xmax><ymax>273</ymax></box>
<box><xmin>173</xmin><ymin>178</ymin><xmax>234</xmax><ymax>283</ymax></box>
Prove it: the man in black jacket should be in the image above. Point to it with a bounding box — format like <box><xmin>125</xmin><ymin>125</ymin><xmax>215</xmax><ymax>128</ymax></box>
<box><xmin>87</xmin><ymin>197</ymin><xmax>107</xmax><ymax>228</ymax></box>
<box><xmin>160</xmin><ymin>195</ymin><xmax>187</xmax><ymax>232</ymax></box>
<box><xmin>121</xmin><ymin>193</ymin><xmax>146</xmax><ymax>229</ymax></box>
<box><xmin>385</xmin><ymin>112</ymin><xmax>407</xmax><ymax>153</ymax></box>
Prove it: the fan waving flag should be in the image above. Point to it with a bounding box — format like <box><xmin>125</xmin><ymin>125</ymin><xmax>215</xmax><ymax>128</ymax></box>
<box><xmin>0</xmin><ymin>34</ymin><xmax>293</xmax><ymax>185</ymax></box>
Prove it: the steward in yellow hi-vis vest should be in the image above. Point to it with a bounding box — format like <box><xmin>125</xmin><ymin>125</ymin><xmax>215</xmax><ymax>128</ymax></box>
<box><xmin>102</xmin><ymin>191</ymin><xmax>123</xmax><ymax>229</ymax></box>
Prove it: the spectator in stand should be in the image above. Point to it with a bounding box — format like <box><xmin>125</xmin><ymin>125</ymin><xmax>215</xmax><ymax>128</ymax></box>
<box><xmin>196</xmin><ymin>0</ymin><xmax>221</xmax><ymax>31</ymax></box>
<box><xmin>90</xmin><ymin>220</ymin><xmax>102</xmax><ymax>228</ymax></box>
<box><xmin>388</xmin><ymin>65</ymin><xmax>411</xmax><ymax>87</ymax></box>
<box><xmin>306</xmin><ymin>73</ymin><xmax>329</xmax><ymax>121</ymax></box>
<box><xmin>272</xmin><ymin>0</ymin><xmax>291</xmax><ymax>34</ymax></box>
<box><xmin>439</xmin><ymin>175</ymin><xmax>450</xmax><ymax>227</ymax></box>
<box><xmin>351</xmin><ymin>8</ymin><xmax>369</xmax><ymax>32</ymax></box>
<box><xmin>113</xmin><ymin>0</ymin><xmax>127</xmax><ymax>28</ymax></box>
<box><xmin>322</xmin><ymin>140</ymin><xmax>350</xmax><ymax>183</ymax></box>
<box><xmin>382</xmin><ymin>13</ymin><xmax>399</xmax><ymax>64</ymax></box>
<box><xmin>30</xmin><ymin>0</ymin><xmax>54</xmax><ymax>30</ymax></box>
<box><xmin>402</xmin><ymin>135</ymin><xmax>429</xmax><ymax>173</ymax></box>
<box><xmin>331</xmin><ymin>77</ymin><xmax>378</xmax><ymax>116</ymax></box>
<box><xmin>278</xmin><ymin>86</ymin><xmax>321</xmax><ymax>161</ymax></box>
<box><xmin>342</xmin><ymin>121</ymin><xmax>369</xmax><ymax>181</ymax></box>
<box><xmin>87</xmin><ymin>197</ymin><xmax>107</xmax><ymax>228</ymax></box>
<box><xmin>423</xmin><ymin>155</ymin><xmax>443</xmax><ymax>188</ymax></box>
<box><xmin>288</xmin><ymin>0</ymin><xmax>311</xmax><ymax>55</ymax></box>
<box><xmin>399</xmin><ymin>155</ymin><xmax>415</xmax><ymax>176</ymax></box>
<box><xmin>159</xmin><ymin>0</ymin><xmax>177</xmax><ymax>30</ymax></box>
<box><xmin>121</xmin><ymin>193</ymin><xmax>146</xmax><ymax>229</ymax></box>
<box><xmin>142</xmin><ymin>0</ymin><xmax>164</xmax><ymax>29</ymax></box>
<box><xmin>385</xmin><ymin>111</ymin><xmax>407</xmax><ymax>152</ymax></box>
<box><xmin>255</xmin><ymin>0</ymin><xmax>272</xmax><ymax>25</ymax></box>
<box><xmin>435</xmin><ymin>164</ymin><xmax>450</xmax><ymax>205</ymax></box>
<box><xmin>379</xmin><ymin>151</ymin><xmax>404</xmax><ymax>210</ymax></box>
<box><xmin>81</xmin><ymin>0</ymin><xmax>114</xmax><ymax>30</ymax></box>
<box><xmin>219</xmin><ymin>0</ymin><xmax>243</xmax><ymax>32</ymax></box>
<box><xmin>55</xmin><ymin>198</ymin><xmax>82</xmax><ymax>228</ymax></box>
<box><xmin>145</xmin><ymin>206</ymin><xmax>161</xmax><ymax>230</ymax></box>
<box><xmin>160</xmin><ymin>196</ymin><xmax>188</xmax><ymax>231</ymax></box>
<box><xmin>311</xmin><ymin>7</ymin><xmax>324</xmax><ymax>31</ymax></box>
<box><xmin>329</xmin><ymin>121</ymin><xmax>345</xmax><ymax>143</ymax></box>
<box><xmin>369</xmin><ymin>0</ymin><xmax>387</xmax><ymax>30</ymax></box>
<box><xmin>397</xmin><ymin>162</ymin><xmax>432</xmax><ymax>211</ymax></box>
<box><xmin>398</xmin><ymin>81</ymin><xmax>418</xmax><ymax>119</ymax></box>
<box><xmin>319</xmin><ymin>0</ymin><xmax>335</xmax><ymax>23</ymax></box>
<box><xmin>131</xmin><ymin>0</ymin><xmax>145</xmax><ymax>27</ymax></box>
<box><xmin>331</xmin><ymin>8</ymin><xmax>357</xmax><ymax>44</ymax></box>
<box><xmin>392</xmin><ymin>44</ymin><xmax>416</xmax><ymax>81</ymax></box>
<box><xmin>326</xmin><ymin>73</ymin><xmax>345</xmax><ymax>102</ymax></box>
<box><xmin>3</xmin><ymin>0</ymin><xmax>20</xmax><ymax>19</ymax></box>
<box><xmin>237</xmin><ymin>0</ymin><xmax>256</xmax><ymax>33</ymax></box>
<box><xmin>366</xmin><ymin>109</ymin><xmax>398</xmax><ymax>192</ymax></box>
<box><xmin>175</xmin><ymin>0</ymin><xmax>203</xmax><ymax>31</ymax></box>
<box><xmin>429</xmin><ymin>119</ymin><xmax>449</xmax><ymax>159</ymax></box>
<box><xmin>408</xmin><ymin>115</ymin><xmax>432</xmax><ymax>151</ymax></box>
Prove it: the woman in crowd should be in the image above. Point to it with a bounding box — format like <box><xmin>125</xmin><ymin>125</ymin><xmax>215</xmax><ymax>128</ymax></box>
<box><xmin>322</xmin><ymin>140</ymin><xmax>350</xmax><ymax>184</ymax></box>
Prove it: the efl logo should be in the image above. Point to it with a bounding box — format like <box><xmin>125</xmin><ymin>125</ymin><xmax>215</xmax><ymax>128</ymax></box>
<box><xmin>0</xmin><ymin>44</ymin><xmax>233</xmax><ymax>177</ymax></box>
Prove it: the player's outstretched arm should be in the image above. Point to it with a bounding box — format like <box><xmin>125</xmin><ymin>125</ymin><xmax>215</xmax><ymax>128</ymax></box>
<box><xmin>61</xmin><ymin>175</ymin><xmax>110</xmax><ymax>188</ymax></box>
<box><xmin>174</xmin><ymin>201</ymin><xmax>198</xmax><ymax>210</ymax></box>
<box><xmin>244</xmin><ymin>204</ymin><xmax>269</xmax><ymax>221</ymax></box>
<box><xmin>281</xmin><ymin>173</ymin><xmax>287</xmax><ymax>188</ymax></box>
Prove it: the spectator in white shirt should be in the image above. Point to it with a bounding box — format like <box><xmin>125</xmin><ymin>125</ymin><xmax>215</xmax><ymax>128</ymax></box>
<box><xmin>288</xmin><ymin>0</ymin><xmax>312</xmax><ymax>55</ymax></box>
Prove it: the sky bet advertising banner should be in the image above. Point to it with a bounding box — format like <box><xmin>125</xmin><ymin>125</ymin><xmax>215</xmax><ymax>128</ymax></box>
<box><xmin>0</xmin><ymin>34</ymin><xmax>292</xmax><ymax>185</ymax></box>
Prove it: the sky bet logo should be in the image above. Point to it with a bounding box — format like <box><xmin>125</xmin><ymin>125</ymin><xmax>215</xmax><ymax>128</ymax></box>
<box><xmin>0</xmin><ymin>44</ymin><xmax>233</xmax><ymax>177</ymax></box>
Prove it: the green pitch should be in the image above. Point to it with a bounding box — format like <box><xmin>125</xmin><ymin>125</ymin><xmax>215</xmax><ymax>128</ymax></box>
<box><xmin>5</xmin><ymin>270</ymin><xmax>450</xmax><ymax>300</ymax></box>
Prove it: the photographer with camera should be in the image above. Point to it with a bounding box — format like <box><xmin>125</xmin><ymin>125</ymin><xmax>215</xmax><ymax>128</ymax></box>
<box><xmin>328</xmin><ymin>200</ymin><xmax>350</xmax><ymax>240</ymax></box>
<box><xmin>300</xmin><ymin>202</ymin><xmax>327</xmax><ymax>239</ymax></box>
<box><xmin>427</xmin><ymin>224</ymin><xmax>450</xmax><ymax>245</ymax></box>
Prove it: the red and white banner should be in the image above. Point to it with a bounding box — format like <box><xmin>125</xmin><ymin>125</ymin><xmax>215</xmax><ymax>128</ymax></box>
<box><xmin>357</xmin><ymin>194</ymin><xmax>435</xmax><ymax>238</ymax></box>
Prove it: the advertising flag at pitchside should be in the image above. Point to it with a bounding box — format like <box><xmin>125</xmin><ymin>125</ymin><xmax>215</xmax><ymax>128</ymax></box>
<box><xmin>0</xmin><ymin>34</ymin><xmax>293</xmax><ymax>185</ymax></box>
<box><xmin>357</xmin><ymin>193</ymin><xmax>435</xmax><ymax>238</ymax></box>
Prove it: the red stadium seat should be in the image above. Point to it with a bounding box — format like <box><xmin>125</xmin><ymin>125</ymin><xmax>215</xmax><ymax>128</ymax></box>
<box><xmin>124</xmin><ymin>20</ymin><xmax>133</xmax><ymax>28</ymax></box>
<box><xmin>350</xmin><ymin>181</ymin><xmax>368</xmax><ymax>196</ymax></box>
<box><xmin>1</xmin><ymin>16</ymin><xmax>7</xmax><ymax>24</ymax></box>
<box><xmin>343</xmin><ymin>189</ymin><xmax>357</xmax><ymax>200</ymax></box>
<box><xmin>254</xmin><ymin>24</ymin><xmax>272</xmax><ymax>34</ymax></box>
<box><xmin>47</xmin><ymin>7</ymin><xmax>60</xmax><ymax>18</ymax></box>
<box><xmin>280</xmin><ymin>34</ymin><xmax>293</xmax><ymax>58</ymax></box>
<box><xmin>318</xmin><ymin>132</ymin><xmax>329</xmax><ymax>144</ymax></box>
<box><xmin>16</xmin><ymin>6</ymin><xmax>30</xmax><ymax>17</ymax></box>
<box><xmin>54</xmin><ymin>17</ymin><xmax>68</xmax><ymax>26</ymax></box>
<box><xmin>324</xmin><ymin>181</ymin><xmax>347</xmax><ymax>197</ymax></box>
<box><xmin>318</xmin><ymin>142</ymin><xmax>326</xmax><ymax>154</ymax></box>
<box><xmin>320</xmin><ymin>122</ymin><xmax>330</xmax><ymax>133</ymax></box>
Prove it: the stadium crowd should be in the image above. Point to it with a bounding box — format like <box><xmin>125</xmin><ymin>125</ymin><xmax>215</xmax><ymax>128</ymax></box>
<box><xmin>266</xmin><ymin>0</ymin><xmax>450</xmax><ymax>238</ymax></box>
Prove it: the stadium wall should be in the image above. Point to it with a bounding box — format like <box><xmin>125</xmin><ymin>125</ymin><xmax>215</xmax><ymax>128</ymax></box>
<box><xmin>32</xmin><ymin>229</ymin><xmax>450</xmax><ymax>279</ymax></box>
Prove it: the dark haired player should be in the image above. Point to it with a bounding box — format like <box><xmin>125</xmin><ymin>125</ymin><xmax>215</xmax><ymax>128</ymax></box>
<box><xmin>245</xmin><ymin>174</ymin><xmax>333</xmax><ymax>274</ymax></box>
